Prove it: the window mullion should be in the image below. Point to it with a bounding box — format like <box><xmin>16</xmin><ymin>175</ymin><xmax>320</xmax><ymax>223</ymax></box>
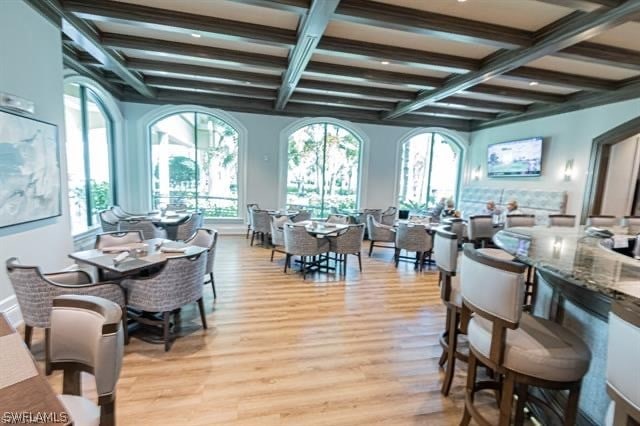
<box><xmin>320</xmin><ymin>123</ymin><xmax>328</xmax><ymax>218</ymax></box>
<box><xmin>79</xmin><ymin>86</ymin><xmax>93</xmax><ymax>227</ymax></box>
<box><xmin>194</xmin><ymin>112</ymin><xmax>199</xmax><ymax>211</ymax></box>
<box><xmin>425</xmin><ymin>133</ymin><xmax>435</xmax><ymax>207</ymax></box>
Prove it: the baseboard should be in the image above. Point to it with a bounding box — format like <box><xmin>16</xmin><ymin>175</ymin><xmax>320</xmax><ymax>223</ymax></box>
<box><xmin>0</xmin><ymin>295</ymin><xmax>23</xmax><ymax>328</ymax></box>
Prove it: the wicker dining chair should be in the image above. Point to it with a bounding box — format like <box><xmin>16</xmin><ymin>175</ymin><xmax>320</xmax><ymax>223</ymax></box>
<box><xmin>122</xmin><ymin>253</ymin><xmax>208</xmax><ymax>351</ymax></box>
<box><xmin>250</xmin><ymin>209</ymin><xmax>271</xmax><ymax>246</ymax></box>
<box><xmin>99</xmin><ymin>210</ymin><xmax>120</xmax><ymax>233</ymax></box>
<box><xmin>292</xmin><ymin>210</ymin><xmax>311</xmax><ymax>222</ymax></box>
<box><xmin>394</xmin><ymin>222</ymin><xmax>433</xmax><ymax>271</ymax></box>
<box><xmin>367</xmin><ymin>214</ymin><xmax>396</xmax><ymax>257</ymax></box>
<box><xmin>270</xmin><ymin>215</ymin><xmax>290</xmax><ymax>262</ymax></box>
<box><xmin>49</xmin><ymin>295</ymin><xmax>124</xmax><ymax>426</ymax></box>
<box><xmin>381</xmin><ymin>207</ymin><xmax>397</xmax><ymax>226</ymax></box>
<box><xmin>5</xmin><ymin>258</ymin><xmax>127</xmax><ymax>372</ymax></box>
<box><xmin>246</xmin><ymin>203</ymin><xmax>260</xmax><ymax>238</ymax></box>
<box><xmin>328</xmin><ymin>224</ymin><xmax>366</xmax><ymax>274</ymax></box>
<box><xmin>95</xmin><ymin>231</ymin><xmax>144</xmax><ymax>249</ymax></box>
<box><xmin>326</xmin><ymin>214</ymin><xmax>350</xmax><ymax>224</ymax></box>
<box><xmin>283</xmin><ymin>223</ymin><xmax>330</xmax><ymax>279</ymax></box>
<box><xmin>120</xmin><ymin>219</ymin><xmax>167</xmax><ymax>240</ymax></box>
<box><xmin>185</xmin><ymin>228</ymin><xmax>219</xmax><ymax>299</ymax></box>
<box><xmin>175</xmin><ymin>212</ymin><xmax>203</xmax><ymax>241</ymax></box>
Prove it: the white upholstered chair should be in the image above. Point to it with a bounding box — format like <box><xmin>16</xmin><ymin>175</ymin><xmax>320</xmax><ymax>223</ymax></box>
<box><xmin>548</xmin><ymin>214</ymin><xmax>576</xmax><ymax>227</ymax></box>
<box><xmin>586</xmin><ymin>215</ymin><xmax>617</xmax><ymax>228</ymax></box>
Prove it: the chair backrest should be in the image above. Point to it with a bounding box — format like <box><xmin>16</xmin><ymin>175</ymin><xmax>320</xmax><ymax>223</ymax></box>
<box><xmin>110</xmin><ymin>206</ymin><xmax>128</xmax><ymax>219</ymax></box>
<box><xmin>364</xmin><ymin>209</ymin><xmax>382</xmax><ymax>223</ymax></box>
<box><xmin>95</xmin><ymin>231</ymin><xmax>143</xmax><ymax>249</ymax></box>
<box><xmin>270</xmin><ymin>215</ymin><xmax>290</xmax><ymax>246</ymax></box>
<box><xmin>283</xmin><ymin>223</ymin><xmax>323</xmax><ymax>256</ymax></box>
<box><xmin>176</xmin><ymin>212</ymin><xmax>203</xmax><ymax>241</ymax></box>
<box><xmin>468</xmin><ymin>215</ymin><xmax>494</xmax><ymax>240</ymax></box>
<box><xmin>621</xmin><ymin>216</ymin><xmax>640</xmax><ymax>234</ymax></box>
<box><xmin>185</xmin><ymin>228</ymin><xmax>218</xmax><ymax>274</ymax></box>
<box><xmin>548</xmin><ymin>214</ymin><xmax>576</xmax><ymax>227</ymax></box>
<box><xmin>381</xmin><ymin>207</ymin><xmax>397</xmax><ymax>226</ymax></box>
<box><xmin>446</xmin><ymin>218</ymin><xmax>465</xmax><ymax>241</ymax></box>
<box><xmin>292</xmin><ymin>210</ymin><xmax>311</xmax><ymax>222</ymax></box>
<box><xmin>120</xmin><ymin>219</ymin><xmax>162</xmax><ymax>239</ymax></box>
<box><xmin>607</xmin><ymin>302</ymin><xmax>640</xmax><ymax>421</ymax></box>
<box><xmin>367</xmin><ymin>214</ymin><xmax>392</xmax><ymax>241</ymax></box>
<box><xmin>326</xmin><ymin>214</ymin><xmax>350</xmax><ymax>224</ymax></box>
<box><xmin>99</xmin><ymin>210</ymin><xmax>119</xmax><ymax>232</ymax></box>
<box><xmin>49</xmin><ymin>295</ymin><xmax>124</xmax><ymax>407</ymax></box>
<box><xmin>586</xmin><ymin>215</ymin><xmax>617</xmax><ymax>228</ymax></box>
<box><xmin>505</xmin><ymin>214</ymin><xmax>535</xmax><ymax>228</ymax></box>
<box><xmin>434</xmin><ymin>227</ymin><xmax>458</xmax><ymax>274</ymax></box>
<box><xmin>246</xmin><ymin>203</ymin><xmax>259</xmax><ymax>225</ymax></box>
<box><xmin>331</xmin><ymin>224</ymin><xmax>365</xmax><ymax>254</ymax></box>
<box><xmin>460</xmin><ymin>244</ymin><xmax>527</xmax><ymax>326</ymax></box>
<box><xmin>250</xmin><ymin>209</ymin><xmax>271</xmax><ymax>233</ymax></box>
<box><xmin>6</xmin><ymin>258</ymin><xmax>58</xmax><ymax>328</ymax></box>
<box><xmin>124</xmin><ymin>253</ymin><xmax>207</xmax><ymax>312</ymax></box>
<box><xmin>395</xmin><ymin>222</ymin><xmax>432</xmax><ymax>252</ymax></box>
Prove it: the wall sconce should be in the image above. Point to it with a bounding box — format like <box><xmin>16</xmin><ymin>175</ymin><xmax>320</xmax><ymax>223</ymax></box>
<box><xmin>563</xmin><ymin>159</ymin><xmax>574</xmax><ymax>182</ymax></box>
<box><xmin>472</xmin><ymin>165</ymin><xmax>482</xmax><ymax>181</ymax></box>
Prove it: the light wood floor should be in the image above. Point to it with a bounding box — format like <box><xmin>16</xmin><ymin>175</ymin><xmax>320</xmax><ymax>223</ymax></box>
<box><xmin>30</xmin><ymin>236</ymin><xmax>503</xmax><ymax>425</ymax></box>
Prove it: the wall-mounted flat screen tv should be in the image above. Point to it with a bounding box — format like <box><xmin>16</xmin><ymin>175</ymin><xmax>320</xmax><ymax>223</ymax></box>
<box><xmin>487</xmin><ymin>137</ymin><xmax>543</xmax><ymax>177</ymax></box>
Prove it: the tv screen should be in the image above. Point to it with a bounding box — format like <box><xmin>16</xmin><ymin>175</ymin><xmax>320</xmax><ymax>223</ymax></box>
<box><xmin>487</xmin><ymin>137</ymin><xmax>543</xmax><ymax>177</ymax></box>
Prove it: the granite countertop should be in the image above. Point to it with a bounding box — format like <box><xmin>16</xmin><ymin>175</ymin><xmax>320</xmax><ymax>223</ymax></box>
<box><xmin>493</xmin><ymin>227</ymin><xmax>640</xmax><ymax>308</ymax></box>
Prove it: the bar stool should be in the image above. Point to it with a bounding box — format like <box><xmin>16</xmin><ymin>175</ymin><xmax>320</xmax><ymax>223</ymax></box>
<box><xmin>548</xmin><ymin>214</ymin><xmax>576</xmax><ymax>227</ymax></box>
<box><xmin>467</xmin><ymin>215</ymin><xmax>495</xmax><ymax>248</ymax></box>
<box><xmin>434</xmin><ymin>226</ymin><xmax>465</xmax><ymax>396</ymax></box>
<box><xmin>505</xmin><ymin>214</ymin><xmax>535</xmax><ymax>228</ymax></box>
<box><xmin>586</xmin><ymin>215</ymin><xmax>617</xmax><ymax>227</ymax></box>
<box><xmin>605</xmin><ymin>301</ymin><xmax>640</xmax><ymax>426</ymax></box>
<box><xmin>459</xmin><ymin>244</ymin><xmax>591</xmax><ymax>426</ymax></box>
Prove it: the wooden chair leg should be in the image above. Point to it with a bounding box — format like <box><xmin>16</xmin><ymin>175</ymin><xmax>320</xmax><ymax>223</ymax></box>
<box><xmin>499</xmin><ymin>372</ymin><xmax>516</xmax><ymax>426</ymax></box>
<box><xmin>100</xmin><ymin>399</ymin><xmax>115</xmax><ymax>426</ymax></box>
<box><xmin>210</xmin><ymin>272</ymin><xmax>217</xmax><ymax>299</ymax></box>
<box><xmin>394</xmin><ymin>248</ymin><xmax>400</xmax><ymax>267</ymax></box>
<box><xmin>357</xmin><ymin>252</ymin><xmax>362</xmax><ymax>272</ymax></box>
<box><xmin>250</xmin><ymin>231</ymin><xmax>256</xmax><ymax>246</ymax></box>
<box><xmin>564</xmin><ymin>383</ymin><xmax>581</xmax><ymax>426</ymax></box>
<box><xmin>197</xmin><ymin>298</ymin><xmax>208</xmax><ymax>329</ymax></box>
<box><xmin>122</xmin><ymin>307</ymin><xmax>129</xmax><ymax>345</ymax></box>
<box><xmin>270</xmin><ymin>249</ymin><xmax>275</xmax><ymax>262</ymax></box>
<box><xmin>302</xmin><ymin>256</ymin><xmax>307</xmax><ymax>280</ymax></box>
<box><xmin>514</xmin><ymin>383</ymin><xmax>528</xmax><ymax>426</ymax></box>
<box><xmin>62</xmin><ymin>367</ymin><xmax>82</xmax><ymax>396</ymax></box>
<box><xmin>461</xmin><ymin>351</ymin><xmax>478</xmax><ymax>426</ymax></box>
<box><xmin>284</xmin><ymin>254</ymin><xmax>290</xmax><ymax>273</ymax></box>
<box><xmin>344</xmin><ymin>254</ymin><xmax>348</xmax><ymax>274</ymax></box>
<box><xmin>441</xmin><ymin>308</ymin><xmax>458</xmax><ymax>396</ymax></box>
<box><xmin>24</xmin><ymin>325</ymin><xmax>33</xmax><ymax>349</ymax></box>
<box><xmin>163</xmin><ymin>312</ymin><xmax>171</xmax><ymax>352</ymax></box>
<box><xmin>45</xmin><ymin>327</ymin><xmax>52</xmax><ymax>375</ymax></box>
<box><xmin>369</xmin><ymin>241</ymin><xmax>374</xmax><ymax>256</ymax></box>
<box><xmin>246</xmin><ymin>225</ymin><xmax>250</xmax><ymax>239</ymax></box>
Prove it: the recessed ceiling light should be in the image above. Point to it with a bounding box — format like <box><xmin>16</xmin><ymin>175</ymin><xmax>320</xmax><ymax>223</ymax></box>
<box><xmin>191</xmin><ymin>33</ymin><xmax>201</xmax><ymax>38</ymax></box>
<box><xmin>529</xmin><ymin>81</ymin><xmax>539</xmax><ymax>86</ymax></box>
<box><xmin>457</xmin><ymin>0</ymin><xmax>467</xmax><ymax>2</ymax></box>
<box><xmin>381</xmin><ymin>61</ymin><xmax>390</xmax><ymax>65</ymax></box>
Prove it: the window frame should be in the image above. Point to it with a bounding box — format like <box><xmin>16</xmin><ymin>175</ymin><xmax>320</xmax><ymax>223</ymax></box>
<box><xmin>283</xmin><ymin>120</ymin><xmax>365</xmax><ymax>218</ymax></box>
<box><xmin>64</xmin><ymin>82</ymin><xmax>117</xmax><ymax>235</ymax></box>
<box><xmin>148</xmin><ymin>111</ymin><xmax>242</xmax><ymax>219</ymax></box>
<box><xmin>396</xmin><ymin>130</ymin><xmax>465</xmax><ymax>210</ymax></box>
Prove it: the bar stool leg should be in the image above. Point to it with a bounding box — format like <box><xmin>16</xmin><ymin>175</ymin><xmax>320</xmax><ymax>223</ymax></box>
<box><xmin>461</xmin><ymin>351</ymin><xmax>477</xmax><ymax>426</ymax></box>
<box><xmin>499</xmin><ymin>372</ymin><xmax>516</xmax><ymax>426</ymax></box>
<box><xmin>564</xmin><ymin>383</ymin><xmax>581</xmax><ymax>426</ymax></box>
<box><xmin>441</xmin><ymin>308</ymin><xmax>458</xmax><ymax>396</ymax></box>
<box><xmin>514</xmin><ymin>383</ymin><xmax>528</xmax><ymax>426</ymax></box>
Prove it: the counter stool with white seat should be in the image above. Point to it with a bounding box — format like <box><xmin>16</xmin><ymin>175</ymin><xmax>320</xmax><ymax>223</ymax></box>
<box><xmin>467</xmin><ymin>215</ymin><xmax>495</xmax><ymax>248</ymax></box>
<box><xmin>505</xmin><ymin>214</ymin><xmax>535</xmax><ymax>228</ymax></box>
<box><xmin>605</xmin><ymin>301</ymin><xmax>640</xmax><ymax>426</ymax></box>
<box><xmin>548</xmin><ymin>214</ymin><xmax>576</xmax><ymax>227</ymax></box>
<box><xmin>459</xmin><ymin>244</ymin><xmax>591</xmax><ymax>426</ymax></box>
<box><xmin>434</xmin><ymin>226</ymin><xmax>466</xmax><ymax>396</ymax></box>
<box><xmin>586</xmin><ymin>215</ymin><xmax>617</xmax><ymax>228</ymax></box>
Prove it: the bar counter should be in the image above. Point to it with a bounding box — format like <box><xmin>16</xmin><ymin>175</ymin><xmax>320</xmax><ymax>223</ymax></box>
<box><xmin>493</xmin><ymin>227</ymin><xmax>640</xmax><ymax>426</ymax></box>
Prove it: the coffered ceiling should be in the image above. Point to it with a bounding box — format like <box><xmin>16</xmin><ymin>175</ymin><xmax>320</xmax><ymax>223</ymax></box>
<box><xmin>27</xmin><ymin>0</ymin><xmax>640</xmax><ymax>131</ymax></box>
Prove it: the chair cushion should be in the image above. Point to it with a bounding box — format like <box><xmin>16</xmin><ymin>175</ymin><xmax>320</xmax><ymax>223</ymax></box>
<box><xmin>58</xmin><ymin>394</ymin><xmax>100</xmax><ymax>426</ymax></box>
<box><xmin>468</xmin><ymin>314</ymin><xmax>591</xmax><ymax>382</ymax></box>
<box><xmin>477</xmin><ymin>248</ymin><xmax>515</xmax><ymax>261</ymax></box>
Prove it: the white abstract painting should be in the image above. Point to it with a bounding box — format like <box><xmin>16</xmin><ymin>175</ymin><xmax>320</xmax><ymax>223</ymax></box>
<box><xmin>0</xmin><ymin>110</ymin><xmax>61</xmax><ymax>228</ymax></box>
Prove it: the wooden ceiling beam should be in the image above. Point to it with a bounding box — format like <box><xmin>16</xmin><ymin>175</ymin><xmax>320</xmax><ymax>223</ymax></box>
<box><xmin>62</xmin><ymin>45</ymin><xmax>124</xmax><ymax>96</ymax></box>
<box><xmin>144</xmin><ymin>76</ymin><xmax>277</xmax><ymax>99</ymax></box>
<box><xmin>290</xmin><ymin>92</ymin><xmax>394</xmax><ymax>110</ymax></box>
<box><xmin>226</xmin><ymin>0</ymin><xmax>311</xmax><ymax>14</ymax></box>
<box><xmin>333</xmin><ymin>0</ymin><xmax>532</xmax><ymax>48</ymax></box>
<box><xmin>276</xmin><ymin>0</ymin><xmax>340</xmax><ymax>110</ymax></box>
<box><xmin>534</xmin><ymin>0</ymin><xmax>625</xmax><ymax>12</ymax></box>
<box><xmin>504</xmin><ymin>66</ymin><xmax>616</xmax><ymax>91</ymax></box>
<box><xmin>443</xmin><ymin>96</ymin><xmax>527</xmax><ymax>113</ymax></box>
<box><xmin>475</xmin><ymin>76</ymin><xmax>640</xmax><ymax>130</ymax></box>
<box><xmin>25</xmin><ymin>0</ymin><xmax>154</xmax><ymax>98</ymax></box>
<box><xmin>101</xmin><ymin>33</ymin><xmax>287</xmax><ymax>70</ymax></box>
<box><xmin>63</xmin><ymin>0</ymin><xmax>297</xmax><ymax>47</ymax></box>
<box><xmin>559</xmin><ymin>42</ymin><xmax>640</xmax><ymax>71</ymax></box>
<box><xmin>383</xmin><ymin>1</ymin><xmax>640</xmax><ymax>119</ymax></box>
<box><xmin>126</xmin><ymin>58</ymin><xmax>282</xmax><ymax>88</ymax></box>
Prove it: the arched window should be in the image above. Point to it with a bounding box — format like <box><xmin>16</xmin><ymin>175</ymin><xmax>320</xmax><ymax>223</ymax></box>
<box><xmin>150</xmin><ymin>112</ymin><xmax>239</xmax><ymax>218</ymax></box>
<box><xmin>64</xmin><ymin>82</ymin><xmax>115</xmax><ymax>235</ymax></box>
<box><xmin>398</xmin><ymin>132</ymin><xmax>463</xmax><ymax>213</ymax></box>
<box><xmin>286</xmin><ymin>122</ymin><xmax>362</xmax><ymax>218</ymax></box>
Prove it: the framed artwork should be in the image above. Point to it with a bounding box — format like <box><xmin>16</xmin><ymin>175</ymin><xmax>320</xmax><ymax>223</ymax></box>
<box><xmin>0</xmin><ymin>109</ymin><xmax>61</xmax><ymax>228</ymax></box>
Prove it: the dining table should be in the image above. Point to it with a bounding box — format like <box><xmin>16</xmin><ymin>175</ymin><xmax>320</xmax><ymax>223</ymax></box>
<box><xmin>69</xmin><ymin>238</ymin><xmax>206</xmax><ymax>277</ymax></box>
<box><xmin>294</xmin><ymin>220</ymin><xmax>350</xmax><ymax>237</ymax></box>
<box><xmin>267</xmin><ymin>210</ymin><xmax>299</xmax><ymax>218</ymax></box>
<box><xmin>0</xmin><ymin>313</ymin><xmax>71</xmax><ymax>425</ymax></box>
<box><xmin>119</xmin><ymin>212</ymin><xmax>191</xmax><ymax>240</ymax></box>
